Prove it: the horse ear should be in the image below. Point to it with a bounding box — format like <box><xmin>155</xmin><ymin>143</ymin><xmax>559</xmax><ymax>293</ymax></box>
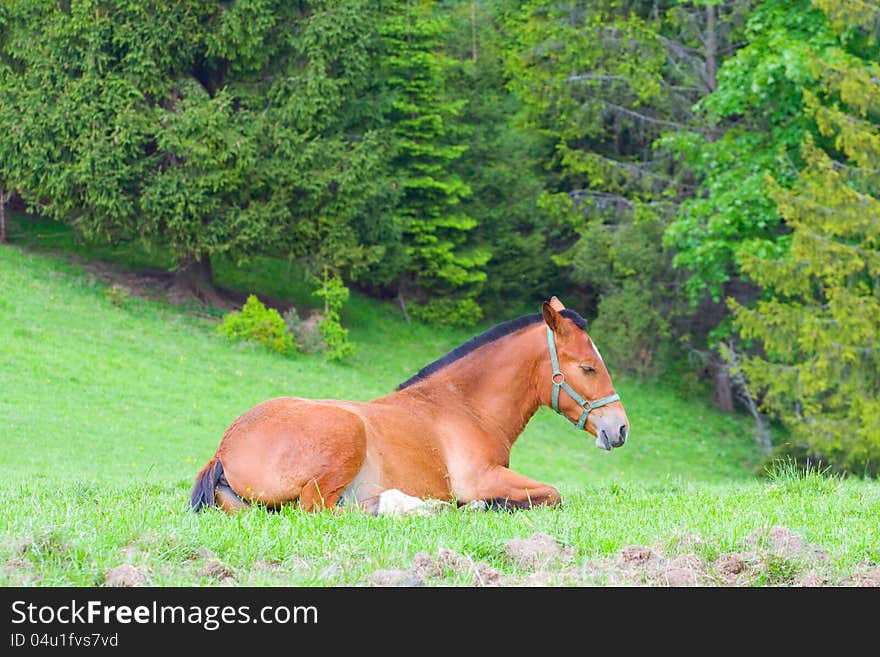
<box><xmin>549</xmin><ymin>296</ymin><xmax>565</xmax><ymax>311</ymax></box>
<box><xmin>542</xmin><ymin>301</ymin><xmax>565</xmax><ymax>335</ymax></box>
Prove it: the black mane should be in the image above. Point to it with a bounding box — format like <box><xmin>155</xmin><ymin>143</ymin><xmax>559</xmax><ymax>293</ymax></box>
<box><xmin>397</xmin><ymin>309</ymin><xmax>588</xmax><ymax>390</ymax></box>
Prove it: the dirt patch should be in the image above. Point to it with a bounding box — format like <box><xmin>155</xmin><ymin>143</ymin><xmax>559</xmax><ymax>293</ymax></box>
<box><xmin>3</xmin><ymin>558</ymin><xmax>39</xmax><ymax>585</ymax></box>
<box><xmin>252</xmin><ymin>558</ymin><xmax>283</xmax><ymax>572</ymax></box>
<box><xmin>713</xmin><ymin>553</ymin><xmax>755</xmax><ymax>585</ymax></box>
<box><xmin>104</xmin><ymin>564</ymin><xmax>146</xmax><ymax>587</ymax></box>
<box><xmin>367</xmin><ymin>548</ymin><xmax>500</xmax><ymax>587</ymax></box>
<box><xmin>367</xmin><ymin>569</ymin><xmax>424</xmax><ymax>587</ymax></box>
<box><xmin>431</xmin><ymin>547</ymin><xmax>500</xmax><ymax>586</ymax></box>
<box><xmin>611</xmin><ymin>545</ymin><xmax>709</xmax><ymax>586</ymax></box>
<box><xmin>715</xmin><ymin>552</ymin><xmax>745</xmax><ymax>577</ymax></box>
<box><xmin>198</xmin><ymin>559</ymin><xmax>235</xmax><ymax>582</ymax></box>
<box><xmin>503</xmin><ymin>533</ymin><xmax>574</xmax><ymax>571</ymax></box>
<box><xmin>80</xmin><ymin>262</ymin><xmax>179</xmax><ymax>304</ymax></box>
<box><xmin>747</xmin><ymin>525</ymin><xmax>828</xmax><ymax>563</ymax></box>
<box><xmin>14</xmin><ymin>532</ymin><xmax>71</xmax><ymax>557</ymax></box>
<box><xmin>619</xmin><ymin>545</ymin><xmax>660</xmax><ymax>565</ymax></box>
<box><xmin>841</xmin><ymin>563</ymin><xmax>880</xmax><ymax>587</ymax></box>
<box><xmin>661</xmin><ymin>553</ymin><xmax>706</xmax><ymax>587</ymax></box>
<box><xmin>795</xmin><ymin>571</ymin><xmax>834</xmax><ymax>587</ymax></box>
<box><xmin>78</xmin><ymin>259</ymin><xmax>292</xmax><ymax>314</ymax></box>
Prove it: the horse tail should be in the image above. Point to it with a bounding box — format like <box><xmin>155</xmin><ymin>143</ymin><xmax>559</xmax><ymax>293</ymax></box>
<box><xmin>190</xmin><ymin>457</ymin><xmax>223</xmax><ymax>512</ymax></box>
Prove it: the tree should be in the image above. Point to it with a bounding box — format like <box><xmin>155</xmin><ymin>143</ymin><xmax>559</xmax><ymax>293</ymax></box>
<box><xmin>441</xmin><ymin>0</ymin><xmax>553</xmax><ymax>319</ymax></box>
<box><xmin>382</xmin><ymin>0</ymin><xmax>488</xmax><ymax>327</ymax></box>
<box><xmin>0</xmin><ymin>0</ymin><xmax>186</xmax><ymax>247</ymax></box>
<box><xmin>0</xmin><ymin>1</ymin><xmax>22</xmax><ymax>244</ymax></box>
<box><xmin>506</xmin><ymin>1</ymin><xmax>750</xmax><ymax>376</ymax></box>
<box><xmin>731</xmin><ymin>0</ymin><xmax>880</xmax><ymax>474</ymax></box>
<box><xmin>0</xmin><ymin>2</ymin><xmax>393</xmax><ymax>312</ymax></box>
<box><xmin>140</xmin><ymin>81</ymin><xmax>265</xmax><ymax>302</ymax></box>
<box><xmin>663</xmin><ymin>0</ymin><xmax>833</xmax><ymax>307</ymax></box>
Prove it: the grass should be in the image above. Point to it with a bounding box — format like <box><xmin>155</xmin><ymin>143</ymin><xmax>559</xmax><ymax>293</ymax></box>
<box><xmin>3</xmin><ymin>476</ymin><xmax>878</xmax><ymax>586</ymax></box>
<box><xmin>1</xmin><ymin>216</ymin><xmax>878</xmax><ymax>586</ymax></box>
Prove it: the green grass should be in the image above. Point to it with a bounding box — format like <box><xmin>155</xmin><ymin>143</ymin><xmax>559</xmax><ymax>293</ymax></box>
<box><xmin>1</xmin><ymin>224</ymin><xmax>878</xmax><ymax>586</ymax></box>
<box><xmin>3</xmin><ymin>477</ymin><xmax>878</xmax><ymax>586</ymax></box>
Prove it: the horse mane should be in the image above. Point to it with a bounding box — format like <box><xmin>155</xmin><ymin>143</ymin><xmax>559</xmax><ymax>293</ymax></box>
<box><xmin>397</xmin><ymin>308</ymin><xmax>588</xmax><ymax>390</ymax></box>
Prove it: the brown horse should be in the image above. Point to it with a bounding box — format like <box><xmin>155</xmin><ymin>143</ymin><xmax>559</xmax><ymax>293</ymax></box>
<box><xmin>190</xmin><ymin>296</ymin><xmax>629</xmax><ymax>514</ymax></box>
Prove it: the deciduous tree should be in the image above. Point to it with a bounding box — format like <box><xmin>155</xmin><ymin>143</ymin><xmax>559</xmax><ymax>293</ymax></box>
<box><xmin>731</xmin><ymin>0</ymin><xmax>880</xmax><ymax>473</ymax></box>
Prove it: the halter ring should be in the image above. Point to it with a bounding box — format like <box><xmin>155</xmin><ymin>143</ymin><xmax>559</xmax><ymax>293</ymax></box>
<box><xmin>551</xmin><ymin>372</ymin><xmax>565</xmax><ymax>385</ymax></box>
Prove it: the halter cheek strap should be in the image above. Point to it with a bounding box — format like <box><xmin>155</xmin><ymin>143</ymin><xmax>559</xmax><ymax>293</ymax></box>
<box><xmin>547</xmin><ymin>327</ymin><xmax>620</xmax><ymax>430</ymax></box>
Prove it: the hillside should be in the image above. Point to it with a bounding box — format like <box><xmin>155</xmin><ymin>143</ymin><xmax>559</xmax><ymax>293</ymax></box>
<box><xmin>0</xmin><ymin>237</ymin><xmax>762</xmax><ymax>490</ymax></box>
<box><xmin>2</xmin><ymin>240</ymin><xmax>880</xmax><ymax>587</ymax></box>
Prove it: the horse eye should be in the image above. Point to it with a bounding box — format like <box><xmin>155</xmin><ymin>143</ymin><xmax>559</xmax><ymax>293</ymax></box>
<box><xmin>580</xmin><ymin>364</ymin><xmax>596</xmax><ymax>374</ymax></box>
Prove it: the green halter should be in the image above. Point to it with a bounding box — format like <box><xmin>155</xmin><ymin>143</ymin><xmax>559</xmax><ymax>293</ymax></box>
<box><xmin>547</xmin><ymin>327</ymin><xmax>620</xmax><ymax>430</ymax></box>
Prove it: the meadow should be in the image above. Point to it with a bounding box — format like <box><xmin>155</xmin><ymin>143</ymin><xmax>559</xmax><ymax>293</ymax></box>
<box><xmin>1</xmin><ymin>224</ymin><xmax>878</xmax><ymax>587</ymax></box>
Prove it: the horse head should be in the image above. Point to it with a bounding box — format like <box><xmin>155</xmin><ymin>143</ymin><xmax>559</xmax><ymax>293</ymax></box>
<box><xmin>541</xmin><ymin>296</ymin><xmax>630</xmax><ymax>451</ymax></box>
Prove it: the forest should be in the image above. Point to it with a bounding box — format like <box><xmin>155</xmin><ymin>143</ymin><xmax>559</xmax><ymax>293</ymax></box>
<box><xmin>0</xmin><ymin>0</ymin><xmax>877</xmax><ymax>475</ymax></box>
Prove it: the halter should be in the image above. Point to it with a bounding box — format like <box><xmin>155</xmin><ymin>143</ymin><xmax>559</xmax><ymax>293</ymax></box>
<box><xmin>547</xmin><ymin>327</ymin><xmax>620</xmax><ymax>430</ymax></box>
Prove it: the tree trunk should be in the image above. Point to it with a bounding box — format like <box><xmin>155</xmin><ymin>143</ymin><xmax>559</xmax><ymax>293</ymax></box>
<box><xmin>723</xmin><ymin>340</ymin><xmax>773</xmax><ymax>454</ymax></box>
<box><xmin>714</xmin><ymin>363</ymin><xmax>734</xmax><ymax>413</ymax></box>
<box><xmin>470</xmin><ymin>0</ymin><xmax>478</xmax><ymax>65</ymax></box>
<box><xmin>171</xmin><ymin>253</ymin><xmax>225</xmax><ymax>307</ymax></box>
<box><xmin>397</xmin><ymin>290</ymin><xmax>410</xmax><ymax>324</ymax></box>
<box><xmin>705</xmin><ymin>4</ymin><xmax>718</xmax><ymax>92</ymax></box>
<box><xmin>0</xmin><ymin>189</ymin><xmax>8</xmax><ymax>244</ymax></box>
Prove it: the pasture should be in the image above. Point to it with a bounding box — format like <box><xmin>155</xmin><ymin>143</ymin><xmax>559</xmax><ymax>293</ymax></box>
<box><xmin>1</xmin><ymin>240</ymin><xmax>878</xmax><ymax>587</ymax></box>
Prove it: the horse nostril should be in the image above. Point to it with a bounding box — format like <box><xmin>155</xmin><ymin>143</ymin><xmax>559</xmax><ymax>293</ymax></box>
<box><xmin>619</xmin><ymin>425</ymin><xmax>628</xmax><ymax>444</ymax></box>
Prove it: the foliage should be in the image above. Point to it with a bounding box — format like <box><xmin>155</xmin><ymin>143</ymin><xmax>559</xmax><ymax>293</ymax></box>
<box><xmin>314</xmin><ymin>270</ymin><xmax>354</xmax><ymax>361</ymax></box>
<box><xmin>0</xmin><ymin>1</ymin><xmax>392</xmax><ymax>299</ymax></box>
<box><xmin>218</xmin><ymin>294</ymin><xmax>296</xmax><ymax>356</ymax></box>
<box><xmin>103</xmin><ymin>284</ymin><xmax>131</xmax><ymax>308</ymax></box>
<box><xmin>504</xmin><ymin>1</ymin><xmax>739</xmax><ymax>374</ymax></box>
<box><xmin>662</xmin><ymin>0</ymin><xmax>835</xmax><ymax>312</ymax></box>
<box><xmin>140</xmin><ymin>82</ymin><xmax>263</xmax><ymax>270</ymax></box>
<box><xmin>731</xmin><ymin>0</ymin><xmax>880</xmax><ymax>474</ymax></box>
<box><xmin>441</xmin><ymin>0</ymin><xmax>553</xmax><ymax>319</ymax></box>
<box><xmin>382</xmin><ymin>0</ymin><xmax>488</xmax><ymax>322</ymax></box>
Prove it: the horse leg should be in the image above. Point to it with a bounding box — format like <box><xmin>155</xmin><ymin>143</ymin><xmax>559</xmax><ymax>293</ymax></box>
<box><xmin>298</xmin><ymin>462</ymin><xmax>364</xmax><ymax>512</ymax></box>
<box><xmin>469</xmin><ymin>466</ymin><xmax>562</xmax><ymax>510</ymax></box>
<box><xmin>220</xmin><ymin>402</ymin><xmax>367</xmax><ymax>512</ymax></box>
<box><xmin>216</xmin><ymin>469</ymin><xmax>250</xmax><ymax>514</ymax></box>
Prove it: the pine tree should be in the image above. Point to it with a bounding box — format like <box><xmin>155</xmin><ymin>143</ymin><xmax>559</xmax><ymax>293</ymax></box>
<box><xmin>382</xmin><ymin>0</ymin><xmax>488</xmax><ymax>327</ymax></box>
<box><xmin>731</xmin><ymin>0</ymin><xmax>880</xmax><ymax>474</ymax></box>
<box><xmin>441</xmin><ymin>0</ymin><xmax>552</xmax><ymax>319</ymax></box>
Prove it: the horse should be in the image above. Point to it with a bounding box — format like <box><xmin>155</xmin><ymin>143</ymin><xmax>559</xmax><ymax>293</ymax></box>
<box><xmin>190</xmin><ymin>296</ymin><xmax>630</xmax><ymax>515</ymax></box>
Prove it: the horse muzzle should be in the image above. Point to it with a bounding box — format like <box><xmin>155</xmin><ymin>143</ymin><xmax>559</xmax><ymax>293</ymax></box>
<box><xmin>595</xmin><ymin>422</ymin><xmax>628</xmax><ymax>451</ymax></box>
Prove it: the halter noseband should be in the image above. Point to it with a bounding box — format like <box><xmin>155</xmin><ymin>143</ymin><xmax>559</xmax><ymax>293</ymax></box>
<box><xmin>547</xmin><ymin>327</ymin><xmax>620</xmax><ymax>430</ymax></box>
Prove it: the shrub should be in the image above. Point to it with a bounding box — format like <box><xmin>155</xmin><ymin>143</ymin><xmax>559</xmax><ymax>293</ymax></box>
<box><xmin>411</xmin><ymin>297</ymin><xmax>482</xmax><ymax>328</ymax></box>
<box><xmin>103</xmin><ymin>284</ymin><xmax>130</xmax><ymax>307</ymax></box>
<box><xmin>218</xmin><ymin>294</ymin><xmax>296</xmax><ymax>356</ymax></box>
<box><xmin>313</xmin><ymin>271</ymin><xmax>355</xmax><ymax>361</ymax></box>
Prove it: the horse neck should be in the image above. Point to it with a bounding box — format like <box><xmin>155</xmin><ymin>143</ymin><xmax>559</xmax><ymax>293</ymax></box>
<box><xmin>399</xmin><ymin>325</ymin><xmax>546</xmax><ymax>448</ymax></box>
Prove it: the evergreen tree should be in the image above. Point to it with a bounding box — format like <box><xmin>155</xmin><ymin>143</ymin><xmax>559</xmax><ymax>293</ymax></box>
<box><xmin>731</xmin><ymin>0</ymin><xmax>880</xmax><ymax>474</ymax></box>
<box><xmin>442</xmin><ymin>0</ymin><xmax>552</xmax><ymax>319</ymax></box>
<box><xmin>0</xmin><ymin>1</ymin><xmax>390</xmax><ymax>314</ymax></box>
<box><xmin>0</xmin><ymin>0</ymin><xmax>193</xmax><ymax>247</ymax></box>
<box><xmin>382</xmin><ymin>0</ymin><xmax>488</xmax><ymax>327</ymax></box>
